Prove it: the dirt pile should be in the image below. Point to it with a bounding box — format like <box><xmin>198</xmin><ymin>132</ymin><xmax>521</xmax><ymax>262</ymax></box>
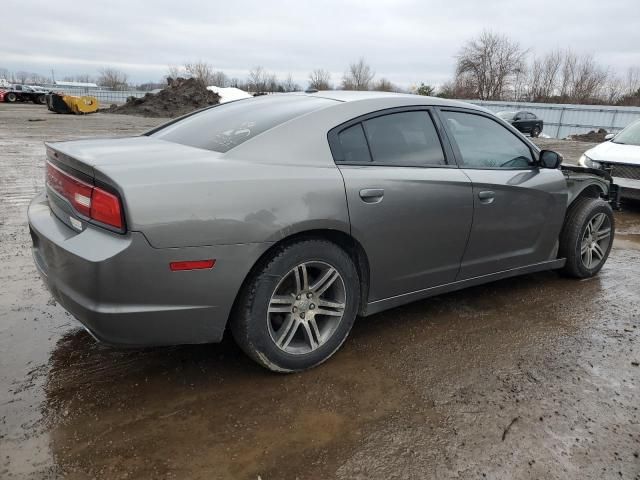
<box><xmin>108</xmin><ymin>77</ymin><xmax>220</xmax><ymax>118</ymax></box>
<box><xmin>569</xmin><ymin>128</ymin><xmax>608</xmax><ymax>142</ymax></box>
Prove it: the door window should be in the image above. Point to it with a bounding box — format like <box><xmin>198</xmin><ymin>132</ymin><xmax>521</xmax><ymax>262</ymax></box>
<box><xmin>441</xmin><ymin>111</ymin><xmax>533</xmax><ymax>169</ymax></box>
<box><xmin>363</xmin><ymin>112</ymin><xmax>445</xmax><ymax>166</ymax></box>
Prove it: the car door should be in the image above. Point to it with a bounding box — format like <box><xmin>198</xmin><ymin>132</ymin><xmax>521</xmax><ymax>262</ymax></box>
<box><xmin>329</xmin><ymin>108</ymin><xmax>474</xmax><ymax>301</ymax></box>
<box><xmin>438</xmin><ymin>108</ymin><xmax>567</xmax><ymax>279</ymax></box>
<box><xmin>511</xmin><ymin>112</ymin><xmax>525</xmax><ymax>132</ymax></box>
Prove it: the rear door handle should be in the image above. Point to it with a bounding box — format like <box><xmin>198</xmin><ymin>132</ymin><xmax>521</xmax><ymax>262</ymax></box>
<box><xmin>478</xmin><ymin>190</ymin><xmax>495</xmax><ymax>204</ymax></box>
<box><xmin>359</xmin><ymin>188</ymin><xmax>384</xmax><ymax>203</ymax></box>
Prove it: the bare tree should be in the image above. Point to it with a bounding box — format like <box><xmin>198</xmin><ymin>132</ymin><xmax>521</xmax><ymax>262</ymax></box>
<box><xmin>184</xmin><ymin>61</ymin><xmax>215</xmax><ymax>85</ymax></box>
<box><xmin>308</xmin><ymin>69</ymin><xmax>331</xmax><ymax>90</ymax></box>
<box><xmin>15</xmin><ymin>71</ymin><xmax>30</xmax><ymax>84</ymax></box>
<box><xmin>248</xmin><ymin>66</ymin><xmax>268</xmax><ymax>93</ymax></box>
<box><xmin>281</xmin><ymin>73</ymin><xmax>299</xmax><ymax>92</ymax></box>
<box><xmin>455</xmin><ymin>30</ymin><xmax>527</xmax><ymax>100</ymax></box>
<box><xmin>341</xmin><ymin>58</ymin><xmax>375</xmax><ymax>90</ymax></box>
<box><xmin>210</xmin><ymin>71</ymin><xmax>229</xmax><ymax>87</ymax></box>
<box><xmin>373</xmin><ymin>78</ymin><xmax>395</xmax><ymax>92</ymax></box>
<box><xmin>266</xmin><ymin>73</ymin><xmax>279</xmax><ymax>93</ymax></box>
<box><xmin>166</xmin><ymin>65</ymin><xmax>181</xmax><ymax>81</ymax></box>
<box><xmin>98</xmin><ymin>68</ymin><xmax>129</xmax><ymax>89</ymax></box>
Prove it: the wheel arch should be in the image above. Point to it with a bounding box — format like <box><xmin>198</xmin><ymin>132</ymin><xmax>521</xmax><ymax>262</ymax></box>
<box><xmin>567</xmin><ymin>181</ymin><xmax>607</xmax><ymax>207</ymax></box>
<box><xmin>228</xmin><ymin>229</ymin><xmax>371</xmax><ymax>332</ymax></box>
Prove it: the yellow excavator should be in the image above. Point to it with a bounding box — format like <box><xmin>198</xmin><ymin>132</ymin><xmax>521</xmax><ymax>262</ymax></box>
<box><xmin>46</xmin><ymin>93</ymin><xmax>99</xmax><ymax>114</ymax></box>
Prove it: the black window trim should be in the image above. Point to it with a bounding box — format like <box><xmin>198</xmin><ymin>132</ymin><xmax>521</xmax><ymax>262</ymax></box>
<box><xmin>434</xmin><ymin>107</ymin><xmax>540</xmax><ymax>171</ymax></box>
<box><xmin>327</xmin><ymin>106</ymin><xmax>457</xmax><ymax>169</ymax></box>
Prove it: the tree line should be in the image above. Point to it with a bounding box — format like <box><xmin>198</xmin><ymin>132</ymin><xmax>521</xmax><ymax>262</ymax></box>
<box><xmin>2</xmin><ymin>30</ymin><xmax>639</xmax><ymax>106</ymax></box>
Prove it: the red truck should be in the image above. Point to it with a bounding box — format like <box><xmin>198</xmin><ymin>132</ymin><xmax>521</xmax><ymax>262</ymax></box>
<box><xmin>0</xmin><ymin>84</ymin><xmax>48</xmax><ymax>104</ymax></box>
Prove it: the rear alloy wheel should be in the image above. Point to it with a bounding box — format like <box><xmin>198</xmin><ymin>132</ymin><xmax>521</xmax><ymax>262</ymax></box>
<box><xmin>232</xmin><ymin>240</ymin><xmax>360</xmax><ymax>372</ymax></box>
<box><xmin>531</xmin><ymin>126</ymin><xmax>541</xmax><ymax>137</ymax></box>
<box><xmin>559</xmin><ymin>197</ymin><xmax>614</xmax><ymax>278</ymax></box>
<box><xmin>6</xmin><ymin>92</ymin><xmax>17</xmax><ymax>103</ymax></box>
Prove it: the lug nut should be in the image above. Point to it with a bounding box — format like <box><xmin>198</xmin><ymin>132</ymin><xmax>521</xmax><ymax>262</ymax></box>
<box><xmin>300</xmin><ymin>312</ymin><xmax>305</xmax><ymax>319</ymax></box>
<box><xmin>296</xmin><ymin>294</ymin><xmax>301</xmax><ymax>300</ymax></box>
<box><xmin>309</xmin><ymin>304</ymin><xmax>315</xmax><ymax>309</ymax></box>
<box><xmin>292</xmin><ymin>306</ymin><xmax>297</xmax><ymax>312</ymax></box>
<box><xmin>307</xmin><ymin>292</ymin><xmax>313</xmax><ymax>298</ymax></box>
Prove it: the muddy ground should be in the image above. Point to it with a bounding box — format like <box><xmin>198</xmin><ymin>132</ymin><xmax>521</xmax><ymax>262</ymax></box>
<box><xmin>1</xmin><ymin>103</ymin><xmax>639</xmax><ymax>480</ymax></box>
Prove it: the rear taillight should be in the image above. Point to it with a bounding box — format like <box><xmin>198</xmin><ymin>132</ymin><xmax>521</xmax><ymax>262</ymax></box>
<box><xmin>46</xmin><ymin>161</ymin><xmax>124</xmax><ymax>230</ymax></box>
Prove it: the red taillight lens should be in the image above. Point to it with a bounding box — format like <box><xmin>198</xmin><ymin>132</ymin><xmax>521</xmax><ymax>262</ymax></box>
<box><xmin>46</xmin><ymin>161</ymin><xmax>124</xmax><ymax>230</ymax></box>
<box><xmin>91</xmin><ymin>187</ymin><xmax>123</xmax><ymax>229</ymax></box>
<box><xmin>46</xmin><ymin>161</ymin><xmax>93</xmax><ymax>217</ymax></box>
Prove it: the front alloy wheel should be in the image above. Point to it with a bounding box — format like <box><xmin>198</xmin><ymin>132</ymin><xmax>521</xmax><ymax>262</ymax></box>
<box><xmin>559</xmin><ymin>197</ymin><xmax>614</xmax><ymax>278</ymax></box>
<box><xmin>580</xmin><ymin>212</ymin><xmax>612</xmax><ymax>269</ymax></box>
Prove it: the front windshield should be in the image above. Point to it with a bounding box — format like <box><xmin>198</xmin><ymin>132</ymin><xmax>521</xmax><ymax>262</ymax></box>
<box><xmin>613</xmin><ymin>120</ymin><xmax>640</xmax><ymax>146</ymax></box>
<box><xmin>496</xmin><ymin>111</ymin><xmax>516</xmax><ymax>120</ymax></box>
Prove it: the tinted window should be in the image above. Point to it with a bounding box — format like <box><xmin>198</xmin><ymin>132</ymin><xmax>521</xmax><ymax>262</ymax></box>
<box><xmin>442</xmin><ymin>111</ymin><xmax>533</xmax><ymax>169</ymax></box>
<box><xmin>362</xmin><ymin>111</ymin><xmax>445</xmax><ymax>166</ymax></box>
<box><xmin>149</xmin><ymin>95</ymin><xmax>336</xmax><ymax>153</ymax></box>
<box><xmin>338</xmin><ymin>124</ymin><xmax>371</xmax><ymax>163</ymax></box>
<box><xmin>525</xmin><ymin>113</ymin><xmax>536</xmax><ymax>120</ymax></box>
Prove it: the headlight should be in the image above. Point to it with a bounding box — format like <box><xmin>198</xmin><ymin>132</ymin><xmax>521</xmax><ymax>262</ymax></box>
<box><xmin>579</xmin><ymin>154</ymin><xmax>602</xmax><ymax>169</ymax></box>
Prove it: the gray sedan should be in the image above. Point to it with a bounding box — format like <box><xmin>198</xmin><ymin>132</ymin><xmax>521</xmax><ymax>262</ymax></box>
<box><xmin>29</xmin><ymin>91</ymin><xmax>616</xmax><ymax>372</ymax></box>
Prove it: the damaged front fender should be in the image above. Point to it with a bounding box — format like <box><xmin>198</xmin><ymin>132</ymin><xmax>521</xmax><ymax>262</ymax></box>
<box><xmin>561</xmin><ymin>165</ymin><xmax>620</xmax><ymax>209</ymax></box>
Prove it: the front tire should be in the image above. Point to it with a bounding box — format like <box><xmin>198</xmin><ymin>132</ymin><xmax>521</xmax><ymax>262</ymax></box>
<box><xmin>6</xmin><ymin>92</ymin><xmax>17</xmax><ymax>103</ymax></box>
<box><xmin>531</xmin><ymin>126</ymin><xmax>541</xmax><ymax>137</ymax></box>
<box><xmin>231</xmin><ymin>239</ymin><xmax>360</xmax><ymax>372</ymax></box>
<box><xmin>559</xmin><ymin>197</ymin><xmax>614</xmax><ymax>278</ymax></box>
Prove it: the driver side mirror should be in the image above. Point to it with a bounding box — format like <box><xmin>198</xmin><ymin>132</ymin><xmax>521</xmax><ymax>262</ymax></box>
<box><xmin>539</xmin><ymin>150</ymin><xmax>563</xmax><ymax>169</ymax></box>
<box><xmin>604</xmin><ymin>133</ymin><xmax>615</xmax><ymax>141</ymax></box>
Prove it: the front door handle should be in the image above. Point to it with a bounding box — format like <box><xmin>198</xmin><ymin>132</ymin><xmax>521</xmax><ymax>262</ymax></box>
<box><xmin>359</xmin><ymin>188</ymin><xmax>384</xmax><ymax>204</ymax></box>
<box><xmin>478</xmin><ymin>190</ymin><xmax>495</xmax><ymax>204</ymax></box>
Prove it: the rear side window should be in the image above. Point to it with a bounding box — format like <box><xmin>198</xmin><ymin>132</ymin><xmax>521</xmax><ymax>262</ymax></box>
<box><xmin>332</xmin><ymin>110</ymin><xmax>446</xmax><ymax>167</ymax></box>
<box><xmin>338</xmin><ymin>124</ymin><xmax>372</xmax><ymax>163</ymax></box>
<box><xmin>149</xmin><ymin>95</ymin><xmax>336</xmax><ymax>153</ymax></box>
<box><xmin>363</xmin><ymin>112</ymin><xmax>445</xmax><ymax>166</ymax></box>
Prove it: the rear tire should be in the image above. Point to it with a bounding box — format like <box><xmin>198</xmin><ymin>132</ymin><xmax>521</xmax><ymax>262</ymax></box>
<box><xmin>6</xmin><ymin>92</ymin><xmax>17</xmax><ymax>103</ymax></box>
<box><xmin>559</xmin><ymin>197</ymin><xmax>614</xmax><ymax>278</ymax></box>
<box><xmin>35</xmin><ymin>94</ymin><xmax>46</xmax><ymax>105</ymax></box>
<box><xmin>231</xmin><ymin>239</ymin><xmax>360</xmax><ymax>373</ymax></box>
<box><xmin>531</xmin><ymin>126</ymin><xmax>541</xmax><ymax>137</ymax></box>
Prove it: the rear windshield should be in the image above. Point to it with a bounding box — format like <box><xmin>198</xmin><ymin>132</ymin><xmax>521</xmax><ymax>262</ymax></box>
<box><xmin>148</xmin><ymin>95</ymin><xmax>336</xmax><ymax>153</ymax></box>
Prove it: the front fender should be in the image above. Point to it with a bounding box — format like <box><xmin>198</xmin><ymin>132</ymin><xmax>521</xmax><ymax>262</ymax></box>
<box><xmin>562</xmin><ymin>167</ymin><xmax>610</xmax><ymax>206</ymax></box>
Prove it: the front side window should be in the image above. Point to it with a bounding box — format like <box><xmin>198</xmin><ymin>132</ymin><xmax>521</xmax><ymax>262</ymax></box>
<box><xmin>442</xmin><ymin>111</ymin><xmax>533</xmax><ymax>169</ymax></box>
<box><xmin>362</xmin><ymin>111</ymin><xmax>445</xmax><ymax>166</ymax></box>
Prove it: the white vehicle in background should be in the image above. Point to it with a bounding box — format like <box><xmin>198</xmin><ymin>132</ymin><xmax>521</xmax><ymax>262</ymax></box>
<box><xmin>579</xmin><ymin>120</ymin><xmax>640</xmax><ymax>200</ymax></box>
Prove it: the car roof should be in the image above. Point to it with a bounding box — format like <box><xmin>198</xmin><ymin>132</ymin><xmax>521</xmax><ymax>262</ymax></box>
<box><xmin>288</xmin><ymin>90</ymin><xmax>488</xmax><ymax>112</ymax></box>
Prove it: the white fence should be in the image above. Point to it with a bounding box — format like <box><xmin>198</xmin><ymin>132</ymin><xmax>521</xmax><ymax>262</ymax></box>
<box><xmin>41</xmin><ymin>84</ymin><xmax>148</xmax><ymax>104</ymax></box>
<box><xmin>468</xmin><ymin>100</ymin><xmax>640</xmax><ymax>139</ymax></box>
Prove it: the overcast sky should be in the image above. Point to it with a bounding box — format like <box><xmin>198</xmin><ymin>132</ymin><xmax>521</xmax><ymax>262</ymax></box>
<box><xmin>3</xmin><ymin>0</ymin><xmax>639</xmax><ymax>88</ymax></box>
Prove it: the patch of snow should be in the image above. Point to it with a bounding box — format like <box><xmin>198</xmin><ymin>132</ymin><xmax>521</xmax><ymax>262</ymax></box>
<box><xmin>207</xmin><ymin>86</ymin><xmax>252</xmax><ymax>103</ymax></box>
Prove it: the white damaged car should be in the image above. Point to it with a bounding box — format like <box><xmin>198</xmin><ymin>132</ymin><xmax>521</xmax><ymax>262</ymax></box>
<box><xmin>579</xmin><ymin>120</ymin><xmax>640</xmax><ymax>200</ymax></box>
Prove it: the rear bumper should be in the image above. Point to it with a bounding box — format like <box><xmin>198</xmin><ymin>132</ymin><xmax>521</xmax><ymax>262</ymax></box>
<box><xmin>28</xmin><ymin>191</ymin><xmax>270</xmax><ymax>347</ymax></box>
